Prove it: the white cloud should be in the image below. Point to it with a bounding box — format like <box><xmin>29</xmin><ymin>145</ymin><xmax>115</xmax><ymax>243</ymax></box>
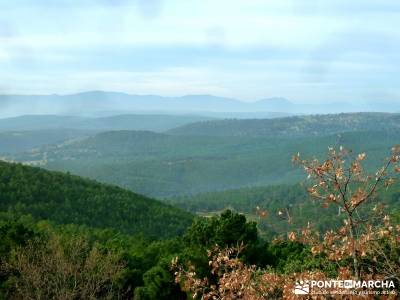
<box><xmin>0</xmin><ymin>0</ymin><xmax>399</xmax><ymax>102</ymax></box>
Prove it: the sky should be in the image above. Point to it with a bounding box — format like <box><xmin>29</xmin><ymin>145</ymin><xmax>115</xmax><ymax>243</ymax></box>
<box><xmin>0</xmin><ymin>0</ymin><xmax>399</xmax><ymax>103</ymax></box>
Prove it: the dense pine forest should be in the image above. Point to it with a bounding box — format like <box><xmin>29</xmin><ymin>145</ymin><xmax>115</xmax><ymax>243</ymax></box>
<box><xmin>0</xmin><ymin>161</ymin><xmax>192</xmax><ymax>238</ymax></box>
<box><xmin>0</xmin><ymin>161</ymin><xmax>315</xmax><ymax>299</ymax></box>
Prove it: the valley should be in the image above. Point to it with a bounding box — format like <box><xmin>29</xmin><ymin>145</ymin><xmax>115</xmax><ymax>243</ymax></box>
<box><xmin>3</xmin><ymin>113</ymin><xmax>399</xmax><ymax>198</ymax></box>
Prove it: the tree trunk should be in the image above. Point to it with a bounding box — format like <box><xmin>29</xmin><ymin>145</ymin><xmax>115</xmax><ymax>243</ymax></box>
<box><xmin>348</xmin><ymin>216</ymin><xmax>360</xmax><ymax>280</ymax></box>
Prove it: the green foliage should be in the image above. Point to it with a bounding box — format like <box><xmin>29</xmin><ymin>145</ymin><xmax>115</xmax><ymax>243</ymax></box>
<box><xmin>0</xmin><ymin>218</ymin><xmax>36</xmax><ymax>260</ymax></box>
<box><xmin>170</xmin><ymin>184</ymin><xmax>308</xmax><ymax>215</ymax></box>
<box><xmin>171</xmin><ymin>180</ymin><xmax>400</xmax><ymax>237</ymax></box>
<box><xmin>8</xmin><ymin>129</ymin><xmax>399</xmax><ymax>198</ymax></box>
<box><xmin>185</xmin><ymin>210</ymin><xmax>258</xmax><ymax>248</ymax></box>
<box><xmin>264</xmin><ymin>241</ymin><xmax>336</xmax><ymax>276</ymax></box>
<box><xmin>2</xmin><ymin>114</ymin><xmax>400</xmax><ymax>298</ymax></box>
<box><xmin>0</xmin><ymin>214</ymin><xmax>186</xmax><ymax>299</ymax></box>
<box><xmin>0</xmin><ymin>209</ymin><xmax>345</xmax><ymax>299</ymax></box>
<box><xmin>0</xmin><ymin>211</ymin><xmax>262</xmax><ymax>299</ymax></box>
<box><xmin>0</xmin><ymin>161</ymin><xmax>193</xmax><ymax>238</ymax></box>
<box><xmin>181</xmin><ymin>210</ymin><xmax>261</xmax><ymax>281</ymax></box>
<box><xmin>171</xmin><ymin>184</ymin><xmax>333</xmax><ymax>236</ymax></box>
<box><xmin>134</xmin><ymin>261</ymin><xmax>186</xmax><ymax>300</ymax></box>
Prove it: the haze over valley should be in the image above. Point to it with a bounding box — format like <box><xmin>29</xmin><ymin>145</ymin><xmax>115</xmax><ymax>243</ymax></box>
<box><xmin>2</xmin><ymin>111</ymin><xmax>399</xmax><ymax>199</ymax></box>
<box><xmin>1</xmin><ymin>91</ymin><xmax>400</xmax><ymax>118</ymax></box>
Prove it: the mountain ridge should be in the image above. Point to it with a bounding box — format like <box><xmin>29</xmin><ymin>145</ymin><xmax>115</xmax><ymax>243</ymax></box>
<box><xmin>167</xmin><ymin>112</ymin><xmax>400</xmax><ymax>138</ymax></box>
<box><xmin>2</xmin><ymin>91</ymin><xmax>400</xmax><ymax>117</ymax></box>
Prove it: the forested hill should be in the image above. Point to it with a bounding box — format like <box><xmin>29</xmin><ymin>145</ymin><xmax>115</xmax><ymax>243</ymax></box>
<box><xmin>0</xmin><ymin>129</ymin><xmax>95</xmax><ymax>154</ymax></box>
<box><xmin>8</xmin><ymin>129</ymin><xmax>400</xmax><ymax>197</ymax></box>
<box><xmin>169</xmin><ymin>182</ymin><xmax>400</xmax><ymax>236</ymax></box>
<box><xmin>0</xmin><ymin>161</ymin><xmax>193</xmax><ymax>238</ymax></box>
<box><xmin>0</xmin><ymin>114</ymin><xmax>215</xmax><ymax>132</ymax></box>
<box><xmin>168</xmin><ymin>112</ymin><xmax>400</xmax><ymax>137</ymax></box>
<box><xmin>66</xmin><ymin>130</ymin><xmax>172</xmax><ymax>155</ymax></box>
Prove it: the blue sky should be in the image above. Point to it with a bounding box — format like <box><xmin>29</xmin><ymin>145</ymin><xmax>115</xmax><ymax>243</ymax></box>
<box><xmin>0</xmin><ymin>0</ymin><xmax>399</xmax><ymax>103</ymax></box>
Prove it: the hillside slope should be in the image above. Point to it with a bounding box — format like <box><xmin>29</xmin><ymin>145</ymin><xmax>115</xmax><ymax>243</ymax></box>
<box><xmin>0</xmin><ymin>129</ymin><xmax>95</xmax><ymax>154</ymax></box>
<box><xmin>168</xmin><ymin>113</ymin><xmax>400</xmax><ymax>137</ymax></box>
<box><xmin>0</xmin><ymin>161</ymin><xmax>193</xmax><ymax>238</ymax></box>
<box><xmin>7</xmin><ymin>129</ymin><xmax>400</xmax><ymax>197</ymax></box>
<box><xmin>0</xmin><ymin>114</ymin><xmax>214</xmax><ymax>132</ymax></box>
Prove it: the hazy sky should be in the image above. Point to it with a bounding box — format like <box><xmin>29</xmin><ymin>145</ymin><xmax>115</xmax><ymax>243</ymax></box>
<box><xmin>0</xmin><ymin>0</ymin><xmax>399</xmax><ymax>103</ymax></box>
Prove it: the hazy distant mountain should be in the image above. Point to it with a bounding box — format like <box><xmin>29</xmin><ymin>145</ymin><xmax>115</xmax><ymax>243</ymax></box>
<box><xmin>251</xmin><ymin>97</ymin><xmax>294</xmax><ymax>111</ymax></box>
<box><xmin>1</xmin><ymin>91</ymin><xmax>400</xmax><ymax>118</ymax></box>
<box><xmin>0</xmin><ymin>92</ymin><xmax>291</xmax><ymax>117</ymax></box>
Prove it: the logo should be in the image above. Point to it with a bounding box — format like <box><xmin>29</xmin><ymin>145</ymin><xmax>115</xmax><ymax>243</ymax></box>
<box><xmin>293</xmin><ymin>279</ymin><xmax>396</xmax><ymax>296</ymax></box>
<box><xmin>294</xmin><ymin>281</ymin><xmax>310</xmax><ymax>295</ymax></box>
<box><xmin>344</xmin><ymin>280</ymin><xmax>354</xmax><ymax>289</ymax></box>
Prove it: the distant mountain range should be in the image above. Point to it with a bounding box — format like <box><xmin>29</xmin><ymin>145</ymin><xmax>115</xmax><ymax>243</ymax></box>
<box><xmin>1</xmin><ymin>91</ymin><xmax>399</xmax><ymax>118</ymax></box>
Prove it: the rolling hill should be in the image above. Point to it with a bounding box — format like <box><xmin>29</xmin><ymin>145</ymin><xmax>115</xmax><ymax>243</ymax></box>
<box><xmin>168</xmin><ymin>181</ymin><xmax>400</xmax><ymax>237</ymax></box>
<box><xmin>0</xmin><ymin>161</ymin><xmax>193</xmax><ymax>238</ymax></box>
<box><xmin>0</xmin><ymin>129</ymin><xmax>95</xmax><ymax>154</ymax></box>
<box><xmin>0</xmin><ymin>114</ymin><xmax>215</xmax><ymax>132</ymax></box>
<box><xmin>0</xmin><ymin>113</ymin><xmax>219</xmax><ymax>154</ymax></box>
<box><xmin>6</xmin><ymin>127</ymin><xmax>400</xmax><ymax>197</ymax></box>
<box><xmin>168</xmin><ymin>113</ymin><xmax>400</xmax><ymax>137</ymax></box>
